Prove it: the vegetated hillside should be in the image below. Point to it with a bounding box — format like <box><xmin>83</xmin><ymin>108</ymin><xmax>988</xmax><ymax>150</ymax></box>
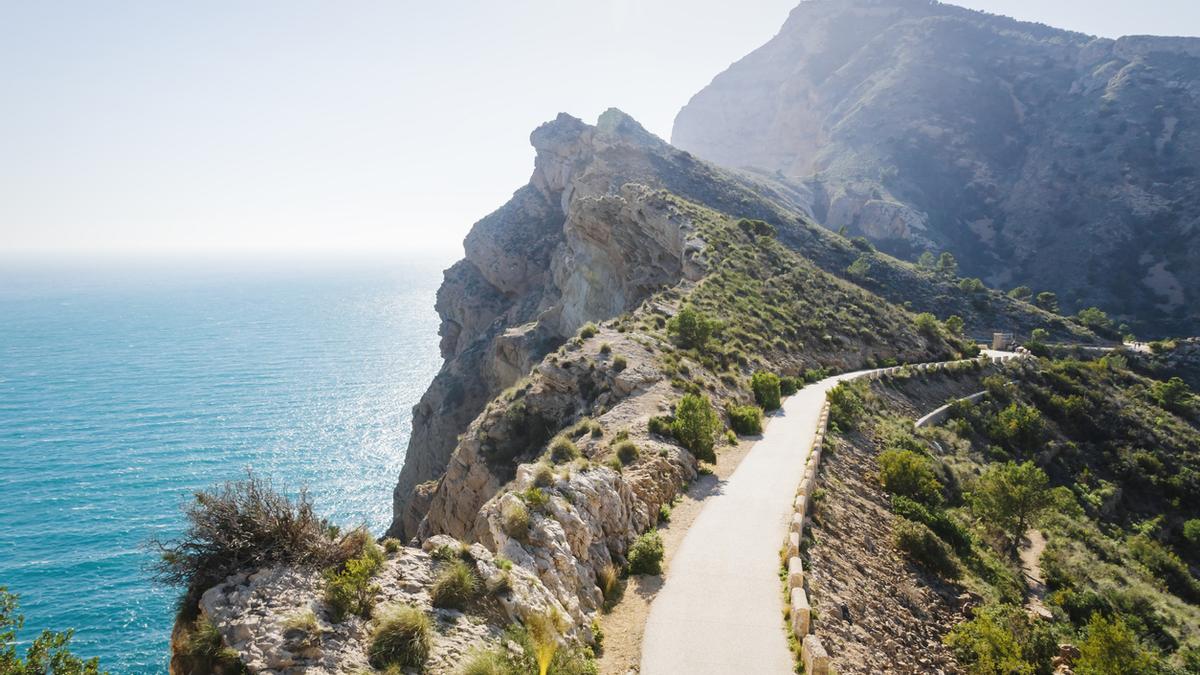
<box><xmin>673</xmin><ymin>0</ymin><xmax>1200</xmax><ymax>335</ymax></box>
<box><xmin>806</xmin><ymin>352</ymin><xmax>1200</xmax><ymax>673</ymax></box>
<box><xmin>392</xmin><ymin>107</ymin><xmax>1097</xmax><ymax>539</ymax></box>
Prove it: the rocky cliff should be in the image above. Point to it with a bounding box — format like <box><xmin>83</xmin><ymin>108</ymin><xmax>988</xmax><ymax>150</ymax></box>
<box><xmin>673</xmin><ymin>0</ymin><xmax>1200</xmax><ymax>335</ymax></box>
<box><xmin>392</xmin><ymin>105</ymin><xmax>1100</xmax><ymax>540</ymax></box>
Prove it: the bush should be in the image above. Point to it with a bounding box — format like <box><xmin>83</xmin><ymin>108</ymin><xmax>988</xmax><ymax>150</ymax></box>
<box><xmin>878</xmin><ymin>449</ymin><xmax>942</xmax><ymax>505</ymax></box>
<box><xmin>944</xmin><ymin>603</ymin><xmax>1056</xmax><ymax>674</ymax></box>
<box><xmin>915</xmin><ymin>312</ymin><xmax>940</xmax><ymax>336</ymax></box>
<box><xmin>671</xmin><ymin>394</ymin><xmax>719</xmax><ymax>463</ymax></box>
<box><xmin>750</xmin><ymin>371</ymin><xmax>782</xmax><ymax>410</ymax></box>
<box><xmin>368</xmin><ymin>604</ymin><xmax>432</xmax><ymax>669</ymax></box>
<box><xmin>959</xmin><ymin>277</ymin><xmax>986</xmax><ymax>294</ymax></box>
<box><xmin>1150</xmin><ymin>376</ymin><xmax>1192</xmax><ymax>411</ymax></box>
<box><xmin>648</xmin><ymin>415</ymin><xmax>673</xmax><ymax>437</ymax></box>
<box><xmin>1127</xmin><ymin>535</ymin><xmax>1200</xmax><ymax>602</ymax></box>
<box><xmin>549</xmin><ymin>436</ymin><xmax>580</xmax><ymax>464</ymax></box>
<box><xmin>1035</xmin><ymin>292</ymin><xmax>1059</xmax><ymax>313</ymax></box>
<box><xmin>827</xmin><ymin>380</ymin><xmax>868</xmax><ymax>430</ymax></box>
<box><xmin>1184</xmin><ymin>519</ymin><xmax>1200</xmax><ymax>553</ymax></box>
<box><xmin>612</xmin><ymin>355</ymin><xmax>628</xmax><ymax>372</ymax></box>
<box><xmin>627</xmin><ymin>531</ymin><xmax>664</xmax><ymax>575</ymax></box>
<box><xmin>667</xmin><ymin>306</ymin><xmax>715</xmax><ymax>350</ymax></box>
<box><xmin>890</xmin><ymin>496</ymin><xmax>970</xmax><ymax>552</ymax></box>
<box><xmin>500</xmin><ymin>499</ymin><xmax>530</xmax><ymax>541</ymax></box>
<box><xmin>431</xmin><ymin>559</ymin><xmax>478</xmax><ymax>610</ymax></box>
<box><xmin>1077</xmin><ymin>614</ymin><xmax>1158</xmax><ymax>674</ymax></box>
<box><xmin>728</xmin><ymin>405</ymin><xmax>763</xmax><ymax>435</ymax></box>
<box><xmin>1008</xmin><ymin>286</ymin><xmax>1033</xmax><ymax>301</ymax></box>
<box><xmin>894</xmin><ymin>518</ymin><xmax>957</xmax><ymax>577</ymax></box>
<box><xmin>323</xmin><ymin>538</ymin><xmax>385</xmax><ymax>621</ymax></box>
<box><xmin>382</xmin><ymin>538</ymin><xmax>402</xmax><ymax>554</ymax></box>
<box><xmin>579</xmin><ymin>323</ymin><xmax>598</xmax><ymax>339</ymax></box>
<box><xmin>944</xmin><ymin>315</ymin><xmax>965</xmax><ymax>336</ymax></box>
<box><xmin>152</xmin><ymin>472</ymin><xmax>342</xmax><ymax>599</ymax></box>
<box><xmin>847</xmin><ymin>255</ymin><xmax>872</xmax><ymax>278</ymax></box>
<box><xmin>779</xmin><ymin>376</ymin><xmax>801</xmax><ymax>396</ymax></box>
<box><xmin>614</xmin><ymin>441</ymin><xmax>639</xmax><ymax>465</ymax></box>
<box><xmin>991</xmin><ymin>403</ymin><xmax>1044</xmax><ymax>449</ymax></box>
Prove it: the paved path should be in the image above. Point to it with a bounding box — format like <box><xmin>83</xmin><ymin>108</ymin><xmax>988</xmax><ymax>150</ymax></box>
<box><xmin>640</xmin><ymin>351</ymin><xmax>1020</xmax><ymax>674</ymax></box>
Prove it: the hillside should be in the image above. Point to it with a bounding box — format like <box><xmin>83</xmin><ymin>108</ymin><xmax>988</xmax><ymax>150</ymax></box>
<box><xmin>804</xmin><ymin>352</ymin><xmax>1200</xmax><ymax>673</ymax></box>
<box><xmin>672</xmin><ymin>0</ymin><xmax>1200</xmax><ymax>336</ymax></box>
<box><xmin>390</xmin><ymin>107</ymin><xmax>1098</xmax><ymax>541</ymax></box>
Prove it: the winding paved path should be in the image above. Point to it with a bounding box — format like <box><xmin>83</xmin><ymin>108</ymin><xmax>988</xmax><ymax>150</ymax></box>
<box><xmin>640</xmin><ymin>351</ymin><xmax>1019</xmax><ymax>674</ymax></box>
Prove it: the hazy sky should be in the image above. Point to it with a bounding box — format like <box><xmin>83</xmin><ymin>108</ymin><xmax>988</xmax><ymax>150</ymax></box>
<box><xmin>2</xmin><ymin>1</ymin><xmax>1198</xmax><ymax>257</ymax></box>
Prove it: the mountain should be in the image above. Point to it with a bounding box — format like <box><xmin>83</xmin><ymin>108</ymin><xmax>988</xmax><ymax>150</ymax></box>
<box><xmin>672</xmin><ymin>0</ymin><xmax>1200</xmax><ymax>336</ymax></box>
<box><xmin>387</xmin><ymin>108</ymin><xmax>1093</xmax><ymax>541</ymax></box>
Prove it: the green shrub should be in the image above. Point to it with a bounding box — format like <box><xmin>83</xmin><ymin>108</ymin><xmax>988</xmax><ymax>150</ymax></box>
<box><xmin>367</xmin><ymin>604</ymin><xmax>432</xmax><ymax>670</ymax></box>
<box><xmin>431</xmin><ymin>559</ymin><xmax>478</xmax><ymax>610</ymax></box>
<box><xmin>647</xmin><ymin>415</ymin><xmax>673</xmax><ymax>437</ymax></box>
<box><xmin>915</xmin><ymin>312</ymin><xmax>940</xmax><ymax>336</ymax></box>
<box><xmin>1127</xmin><ymin>535</ymin><xmax>1200</xmax><ymax>602</ymax></box>
<box><xmin>667</xmin><ymin>306</ymin><xmax>716</xmax><ymax>350</ymax></box>
<box><xmin>627</xmin><ymin>531</ymin><xmax>664</xmax><ymax>575</ymax></box>
<box><xmin>894</xmin><ymin>518</ymin><xmax>957</xmax><ymax>578</ymax></box>
<box><xmin>944</xmin><ymin>315</ymin><xmax>965</xmax><ymax>336</ymax></box>
<box><xmin>500</xmin><ymin>499</ymin><xmax>530</xmax><ymax>541</ymax></box>
<box><xmin>612</xmin><ymin>355</ymin><xmax>628</xmax><ymax>372</ymax></box>
<box><xmin>323</xmin><ymin>552</ymin><xmax>383</xmax><ymax>621</ymax></box>
<box><xmin>1077</xmin><ymin>613</ymin><xmax>1158</xmax><ymax>674</ymax></box>
<box><xmin>750</xmin><ymin>371</ymin><xmax>782</xmax><ymax>411</ymax></box>
<box><xmin>614</xmin><ymin>440</ymin><xmax>639</xmax><ymax>465</ymax></box>
<box><xmin>943</xmin><ymin>603</ymin><xmax>1056</xmax><ymax>674</ymax></box>
<box><xmin>827</xmin><ymin>380</ymin><xmax>868</xmax><ymax>430</ymax></box>
<box><xmin>1008</xmin><ymin>286</ymin><xmax>1033</xmax><ymax>301</ymax></box>
<box><xmin>382</xmin><ymin>538</ymin><xmax>402</xmax><ymax>554</ymax></box>
<box><xmin>549</xmin><ymin>436</ymin><xmax>580</xmax><ymax>464</ymax></box>
<box><xmin>1184</xmin><ymin>519</ymin><xmax>1200</xmax><ymax>553</ymax></box>
<box><xmin>671</xmin><ymin>394</ymin><xmax>718</xmax><ymax>463</ymax></box>
<box><xmin>779</xmin><ymin>376</ymin><xmax>801</xmax><ymax>396</ymax></box>
<box><xmin>959</xmin><ymin>277</ymin><xmax>985</xmax><ymax>294</ymax></box>
<box><xmin>878</xmin><ymin>449</ymin><xmax>942</xmax><ymax>505</ymax></box>
<box><xmin>520</xmin><ymin>487</ymin><xmax>549</xmax><ymax>511</ymax></box>
<box><xmin>890</xmin><ymin>496</ymin><xmax>970</xmax><ymax>552</ymax></box>
<box><xmin>579</xmin><ymin>322</ymin><xmax>598</xmax><ymax>339</ymax></box>
<box><xmin>599</xmin><ymin>342</ymin><xmax>611</xmax><ymax>355</ymax></box>
<box><xmin>1150</xmin><ymin>376</ymin><xmax>1192</xmax><ymax>411</ymax></box>
<box><xmin>658</xmin><ymin>503</ymin><xmax>672</xmax><ymax>523</ymax></box>
<box><xmin>847</xmin><ymin>254</ymin><xmax>872</xmax><ymax>279</ymax></box>
<box><xmin>728</xmin><ymin>405</ymin><xmax>763</xmax><ymax>435</ymax></box>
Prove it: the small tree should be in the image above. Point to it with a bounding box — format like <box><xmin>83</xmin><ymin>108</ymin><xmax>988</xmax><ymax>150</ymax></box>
<box><xmin>671</xmin><ymin>394</ymin><xmax>718</xmax><ymax>462</ymax></box>
<box><xmin>1035</xmin><ymin>292</ymin><xmax>1059</xmax><ymax>313</ymax></box>
<box><xmin>944</xmin><ymin>315</ymin><xmax>965</xmax><ymax>336</ymax></box>
<box><xmin>1150</xmin><ymin>376</ymin><xmax>1192</xmax><ymax>411</ymax></box>
<box><xmin>0</xmin><ymin>587</ymin><xmax>106</xmax><ymax>674</ymax></box>
<box><xmin>667</xmin><ymin>306</ymin><xmax>715</xmax><ymax>350</ymax></box>
<box><xmin>847</xmin><ymin>255</ymin><xmax>872</xmax><ymax>279</ymax></box>
<box><xmin>1008</xmin><ymin>286</ymin><xmax>1033</xmax><ymax>301</ymax></box>
<box><xmin>878</xmin><ymin>449</ymin><xmax>942</xmax><ymax>505</ymax></box>
<box><xmin>958</xmin><ymin>277</ymin><xmax>985</xmax><ymax>294</ymax></box>
<box><xmin>750</xmin><ymin>371</ymin><xmax>782</xmax><ymax>410</ymax></box>
<box><xmin>937</xmin><ymin>252</ymin><xmax>958</xmax><ymax>277</ymax></box>
<box><xmin>1076</xmin><ymin>307</ymin><xmax>1113</xmax><ymax>332</ymax></box>
<box><xmin>918</xmin><ymin>251</ymin><xmax>936</xmax><ymax>269</ymax></box>
<box><xmin>967</xmin><ymin>461</ymin><xmax>1053</xmax><ymax>555</ymax></box>
<box><xmin>915</xmin><ymin>312</ymin><xmax>940</xmax><ymax>336</ymax></box>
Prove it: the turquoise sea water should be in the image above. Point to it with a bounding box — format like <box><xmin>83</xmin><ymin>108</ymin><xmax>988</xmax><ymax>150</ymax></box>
<box><xmin>0</xmin><ymin>256</ymin><xmax>445</xmax><ymax>672</ymax></box>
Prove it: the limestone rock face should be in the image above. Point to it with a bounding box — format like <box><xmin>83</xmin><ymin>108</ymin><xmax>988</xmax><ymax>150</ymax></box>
<box><xmin>391</xmin><ymin>111</ymin><xmax>710</xmax><ymax>539</ymax></box>
<box><xmin>672</xmin><ymin>0</ymin><xmax>1200</xmax><ymax>334</ymax></box>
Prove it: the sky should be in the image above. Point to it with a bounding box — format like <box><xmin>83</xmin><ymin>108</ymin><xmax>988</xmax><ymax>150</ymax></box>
<box><xmin>1</xmin><ymin>1</ymin><xmax>1198</xmax><ymax>258</ymax></box>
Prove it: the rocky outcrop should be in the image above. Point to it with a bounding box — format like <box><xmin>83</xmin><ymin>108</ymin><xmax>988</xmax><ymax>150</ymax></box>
<box><xmin>673</xmin><ymin>0</ymin><xmax>1200</xmax><ymax>335</ymax></box>
<box><xmin>392</xmin><ymin>111</ymin><xmax>724</xmax><ymax>539</ymax></box>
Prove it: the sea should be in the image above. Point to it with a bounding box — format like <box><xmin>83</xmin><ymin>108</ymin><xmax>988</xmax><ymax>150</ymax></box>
<box><xmin>0</xmin><ymin>254</ymin><xmax>447</xmax><ymax>672</ymax></box>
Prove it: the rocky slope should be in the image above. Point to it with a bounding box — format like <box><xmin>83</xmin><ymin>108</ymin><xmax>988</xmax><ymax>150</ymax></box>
<box><xmin>672</xmin><ymin>0</ymin><xmax>1200</xmax><ymax>335</ymax></box>
<box><xmin>391</xmin><ymin>106</ymin><xmax>1097</xmax><ymax>541</ymax></box>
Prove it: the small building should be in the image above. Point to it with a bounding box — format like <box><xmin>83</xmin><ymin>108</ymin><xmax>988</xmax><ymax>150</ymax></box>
<box><xmin>992</xmin><ymin>332</ymin><xmax>1015</xmax><ymax>350</ymax></box>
